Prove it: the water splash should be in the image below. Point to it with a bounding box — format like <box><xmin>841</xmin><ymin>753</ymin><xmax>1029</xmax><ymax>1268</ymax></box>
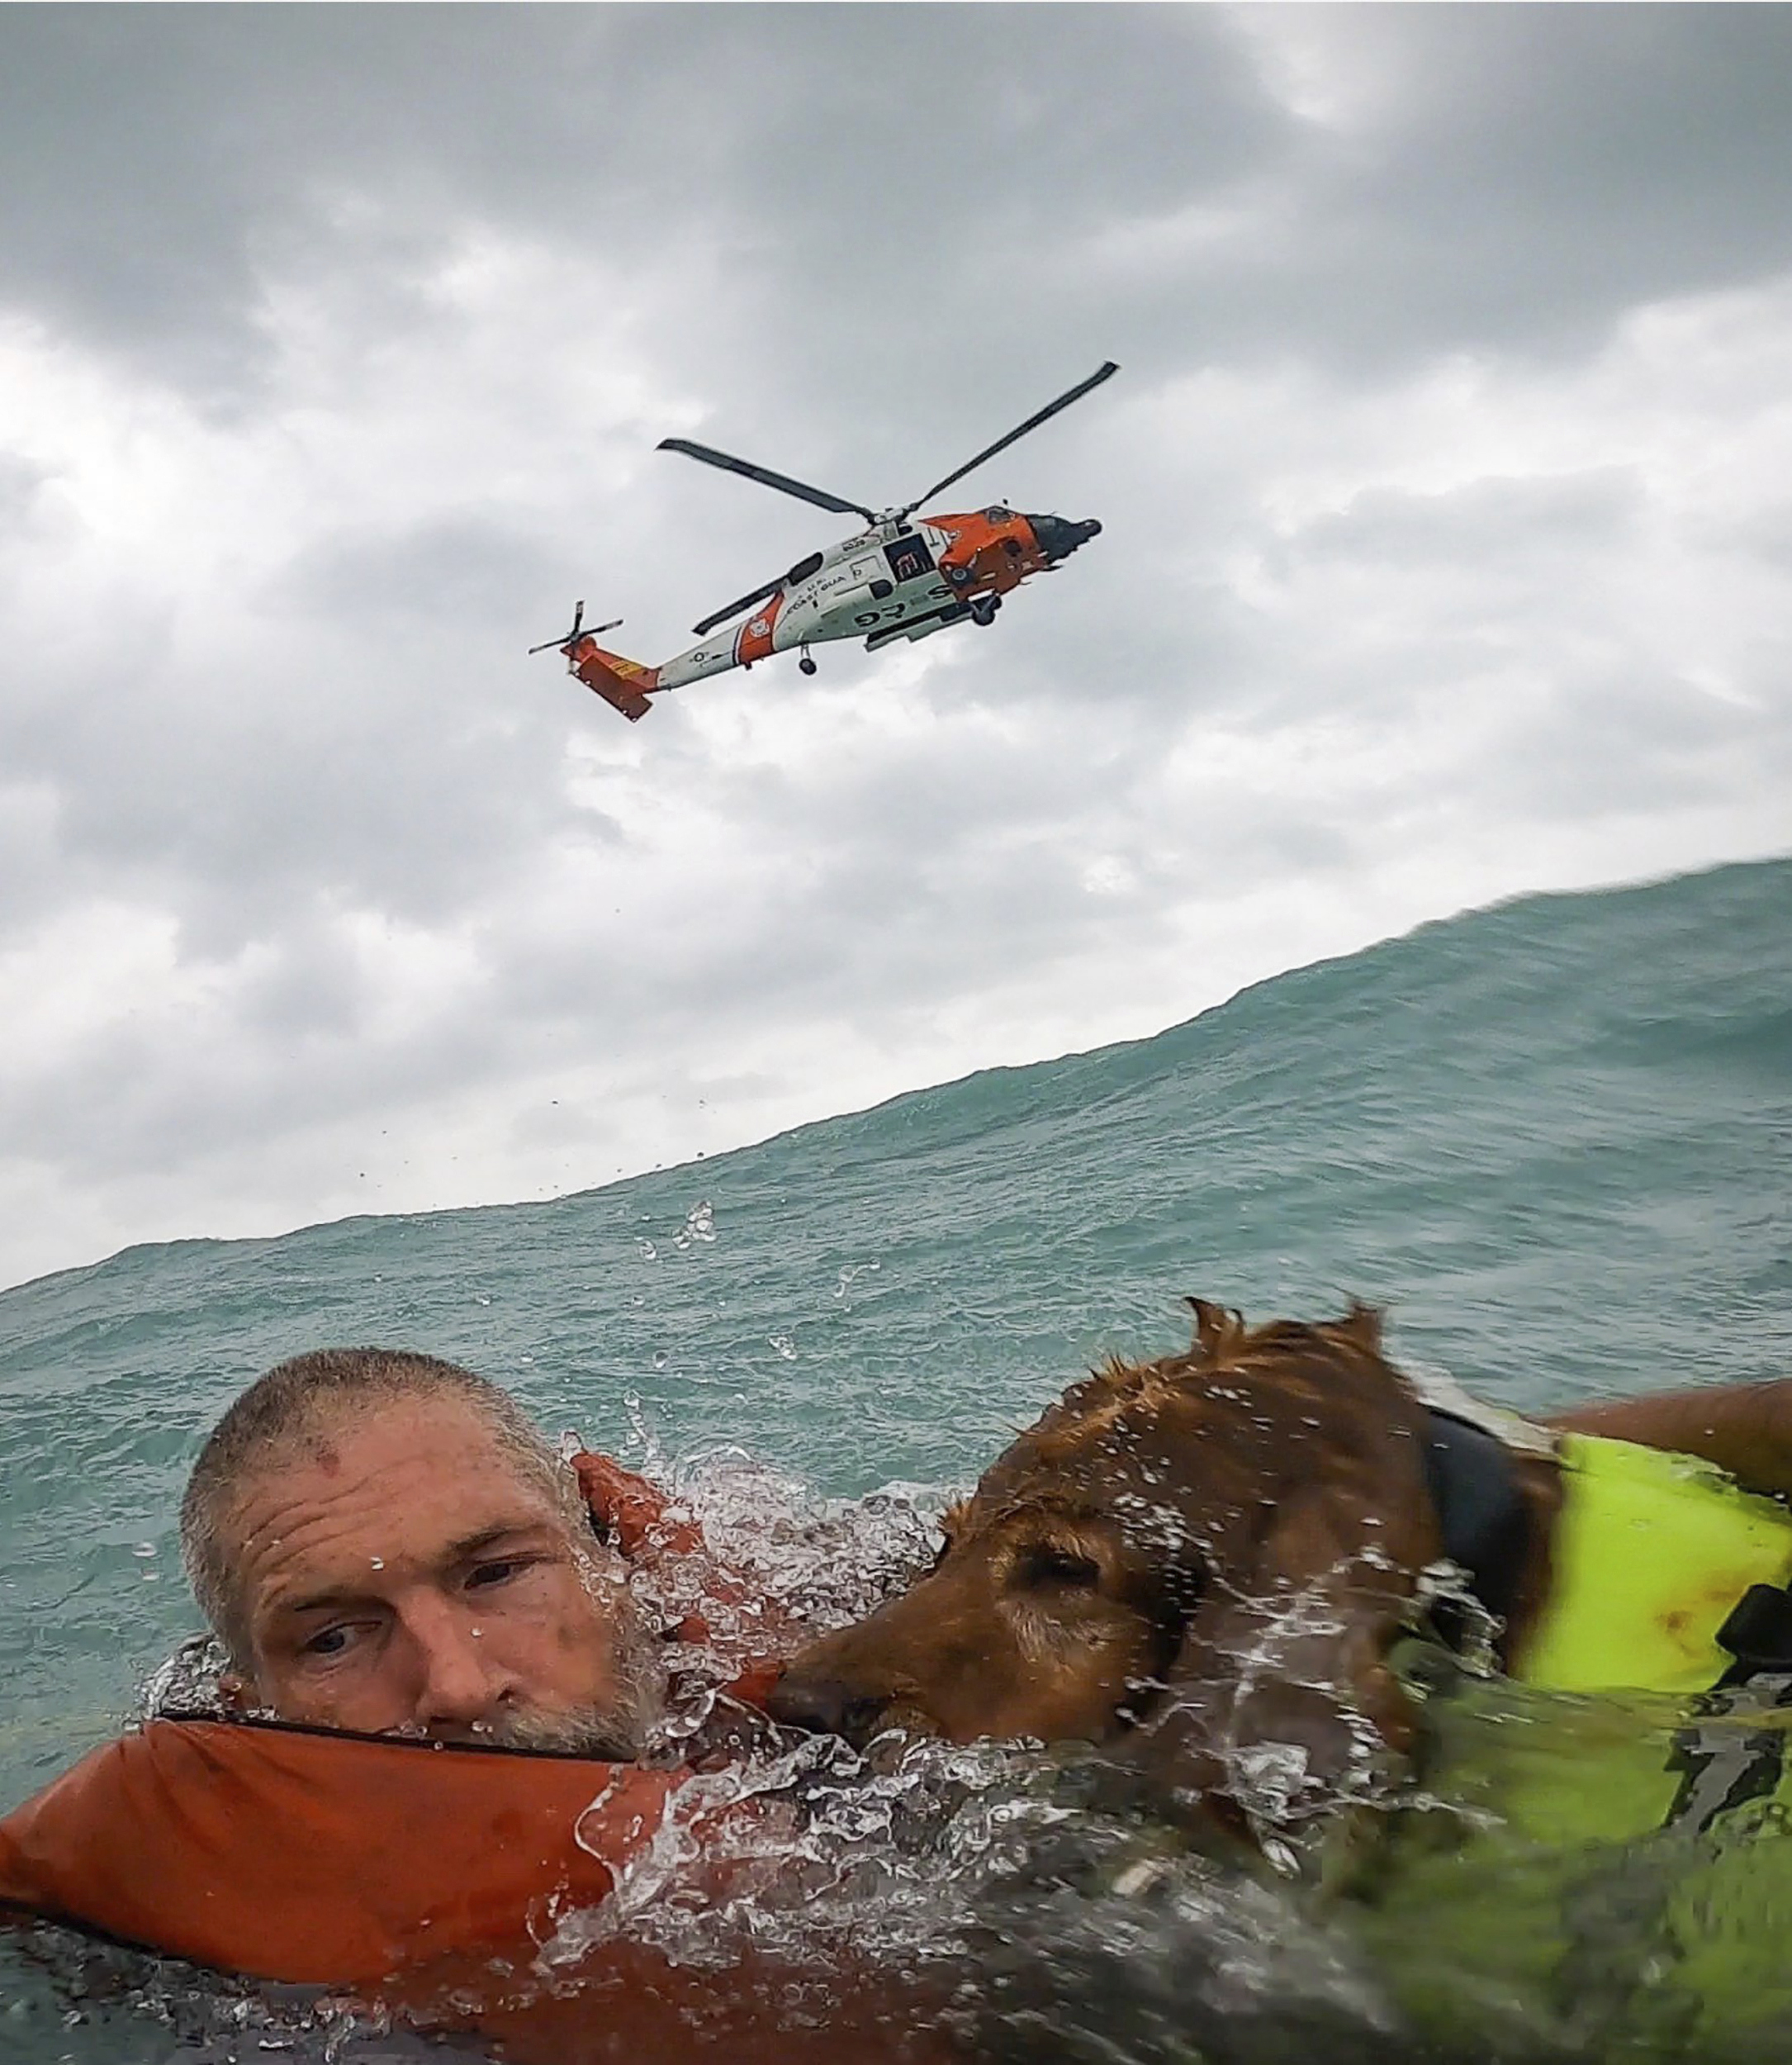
<box><xmin>833</xmin><ymin>1260</ymin><xmax>881</xmax><ymax>1303</ymax></box>
<box><xmin>540</xmin><ymin>1728</ymin><xmax>1064</xmax><ymax>1979</ymax></box>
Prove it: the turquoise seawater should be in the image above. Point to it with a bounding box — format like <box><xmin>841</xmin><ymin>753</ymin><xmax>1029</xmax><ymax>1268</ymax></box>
<box><xmin>2</xmin><ymin>853</ymin><xmax>1790</xmax><ymax>2059</ymax></box>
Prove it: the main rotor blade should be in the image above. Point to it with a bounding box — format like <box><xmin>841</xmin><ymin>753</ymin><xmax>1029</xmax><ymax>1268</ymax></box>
<box><xmin>901</xmin><ymin>360</ymin><xmax>1119</xmax><ymax>516</ymax></box>
<box><xmin>659</xmin><ymin>439</ymin><xmax>877</xmax><ymax>522</ymax></box>
<box><xmin>691</xmin><ymin>577</ymin><xmax>783</xmax><ymax>640</ymax></box>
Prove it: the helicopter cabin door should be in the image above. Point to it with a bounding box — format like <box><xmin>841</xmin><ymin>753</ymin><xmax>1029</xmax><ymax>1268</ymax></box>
<box><xmin>882</xmin><ymin>532</ymin><xmax>936</xmax><ymax>589</ymax></box>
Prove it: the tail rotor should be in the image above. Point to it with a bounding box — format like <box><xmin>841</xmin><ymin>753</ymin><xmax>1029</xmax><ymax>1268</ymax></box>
<box><xmin>529</xmin><ymin>601</ymin><xmax>623</xmax><ymax>656</ymax></box>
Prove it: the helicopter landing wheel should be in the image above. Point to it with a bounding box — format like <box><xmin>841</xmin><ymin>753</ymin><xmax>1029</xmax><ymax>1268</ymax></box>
<box><xmin>969</xmin><ymin>596</ymin><xmax>999</xmax><ymax>627</ymax></box>
<box><xmin>799</xmin><ymin>651</ymin><xmax>818</xmax><ymax>676</ymax></box>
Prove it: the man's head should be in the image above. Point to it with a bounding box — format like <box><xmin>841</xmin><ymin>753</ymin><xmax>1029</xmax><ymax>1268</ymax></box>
<box><xmin>180</xmin><ymin>1347</ymin><xmax>658</xmax><ymax>1754</ymax></box>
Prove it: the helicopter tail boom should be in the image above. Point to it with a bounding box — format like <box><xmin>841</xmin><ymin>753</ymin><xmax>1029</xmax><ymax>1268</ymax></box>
<box><xmin>569</xmin><ymin>637</ymin><xmax>660</xmax><ymax>723</ymax></box>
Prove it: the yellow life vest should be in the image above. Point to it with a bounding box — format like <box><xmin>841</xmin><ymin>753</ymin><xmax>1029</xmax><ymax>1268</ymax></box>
<box><xmin>1511</xmin><ymin>1432</ymin><xmax>1792</xmax><ymax>1695</ymax></box>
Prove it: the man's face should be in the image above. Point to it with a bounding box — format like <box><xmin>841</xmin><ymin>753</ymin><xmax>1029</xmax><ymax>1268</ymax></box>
<box><xmin>221</xmin><ymin>1395</ymin><xmax>646</xmax><ymax>1746</ymax></box>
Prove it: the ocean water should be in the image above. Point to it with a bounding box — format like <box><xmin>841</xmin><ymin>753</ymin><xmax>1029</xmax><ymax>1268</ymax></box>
<box><xmin>2</xmin><ymin>853</ymin><xmax>1789</xmax><ymax>2062</ymax></box>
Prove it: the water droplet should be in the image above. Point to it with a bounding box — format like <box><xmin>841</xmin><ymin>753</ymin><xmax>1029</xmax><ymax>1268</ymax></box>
<box><xmin>369</xmin><ymin>1557</ymin><xmax>385</xmax><ymax>1570</ymax></box>
<box><xmin>833</xmin><ymin>1260</ymin><xmax>882</xmax><ymax>1302</ymax></box>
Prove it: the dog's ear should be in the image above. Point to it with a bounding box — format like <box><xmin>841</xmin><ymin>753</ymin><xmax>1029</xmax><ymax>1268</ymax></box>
<box><xmin>1184</xmin><ymin>1298</ymin><xmax>1242</xmax><ymax>1360</ymax></box>
<box><xmin>1331</xmin><ymin>1300</ymin><xmax>1386</xmax><ymax>1354</ymax></box>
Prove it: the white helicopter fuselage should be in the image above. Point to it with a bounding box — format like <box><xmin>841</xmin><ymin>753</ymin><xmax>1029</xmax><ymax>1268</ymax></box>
<box><xmin>652</xmin><ymin>518</ymin><xmax>962</xmax><ymax>691</ymax></box>
<box><xmin>563</xmin><ymin>501</ymin><xmax>1099</xmax><ymax>721</ymax></box>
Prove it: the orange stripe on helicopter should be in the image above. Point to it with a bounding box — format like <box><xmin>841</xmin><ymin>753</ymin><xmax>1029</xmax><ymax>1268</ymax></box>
<box><xmin>733</xmin><ymin>591</ymin><xmax>785</xmax><ymax>667</ymax></box>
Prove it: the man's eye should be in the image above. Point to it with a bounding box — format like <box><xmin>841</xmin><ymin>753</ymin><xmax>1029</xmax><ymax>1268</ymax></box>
<box><xmin>1017</xmin><ymin>1545</ymin><xmax>1102</xmax><ymax>1590</ymax></box>
<box><xmin>467</xmin><ymin>1557</ymin><xmax>534</xmax><ymax>1590</ymax></box>
<box><xmin>301</xmin><ymin>1625</ymin><xmax>353</xmax><ymax>1658</ymax></box>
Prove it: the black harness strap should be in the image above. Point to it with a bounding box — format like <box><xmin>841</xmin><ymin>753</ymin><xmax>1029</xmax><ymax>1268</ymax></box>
<box><xmin>1418</xmin><ymin>1406</ymin><xmax>1534</xmax><ymax>1635</ymax></box>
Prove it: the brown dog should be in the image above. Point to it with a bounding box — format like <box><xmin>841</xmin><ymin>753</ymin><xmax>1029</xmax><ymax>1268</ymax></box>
<box><xmin>770</xmin><ymin>1301</ymin><xmax>1792</xmax><ymax>1819</ymax></box>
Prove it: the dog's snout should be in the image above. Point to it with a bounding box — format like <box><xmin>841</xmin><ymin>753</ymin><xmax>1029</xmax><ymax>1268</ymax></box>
<box><xmin>766</xmin><ymin>1671</ymin><xmax>891</xmax><ymax>1742</ymax></box>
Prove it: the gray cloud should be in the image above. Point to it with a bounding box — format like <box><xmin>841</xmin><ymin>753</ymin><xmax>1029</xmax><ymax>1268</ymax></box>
<box><xmin>10</xmin><ymin>8</ymin><xmax>1792</xmax><ymax>402</ymax></box>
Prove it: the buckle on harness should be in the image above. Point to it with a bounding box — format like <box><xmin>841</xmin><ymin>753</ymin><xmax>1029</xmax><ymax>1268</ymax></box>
<box><xmin>1715</xmin><ymin>1582</ymin><xmax>1792</xmax><ymax>1686</ymax></box>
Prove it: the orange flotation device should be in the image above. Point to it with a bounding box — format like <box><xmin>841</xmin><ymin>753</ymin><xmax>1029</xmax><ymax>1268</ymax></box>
<box><xmin>0</xmin><ymin>1458</ymin><xmax>796</xmax><ymax>2009</ymax></box>
<box><xmin>0</xmin><ymin>1716</ymin><xmax>684</xmax><ymax>1984</ymax></box>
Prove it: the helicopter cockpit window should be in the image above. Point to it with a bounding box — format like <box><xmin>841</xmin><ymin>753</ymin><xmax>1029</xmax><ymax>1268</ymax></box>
<box><xmin>883</xmin><ymin>534</ymin><xmax>935</xmax><ymax>585</ymax></box>
<box><xmin>983</xmin><ymin>506</ymin><xmax>1013</xmax><ymax>523</ymax></box>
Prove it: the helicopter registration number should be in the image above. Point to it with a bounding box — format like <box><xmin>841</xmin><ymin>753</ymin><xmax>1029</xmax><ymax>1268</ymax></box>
<box><xmin>850</xmin><ymin>582</ymin><xmax>954</xmax><ymax>629</ymax></box>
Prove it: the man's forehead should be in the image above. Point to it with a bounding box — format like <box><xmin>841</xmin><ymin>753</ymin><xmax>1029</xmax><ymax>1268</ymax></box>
<box><xmin>230</xmin><ymin>1392</ymin><xmax>557</xmax><ymax>1533</ymax></box>
<box><xmin>284</xmin><ymin>1389</ymin><xmax>506</xmax><ymax>1459</ymax></box>
<box><xmin>293</xmin><ymin>1388</ymin><xmax>495</xmax><ymax>1449</ymax></box>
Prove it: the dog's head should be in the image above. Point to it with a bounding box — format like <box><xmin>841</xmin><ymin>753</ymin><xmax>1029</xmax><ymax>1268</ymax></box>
<box><xmin>770</xmin><ymin>1302</ymin><xmax>1442</xmax><ymax>1806</ymax></box>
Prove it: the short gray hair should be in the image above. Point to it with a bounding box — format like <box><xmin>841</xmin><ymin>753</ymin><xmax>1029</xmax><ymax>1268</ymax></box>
<box><xmin>179</xmin><ymin>1346</ymin><xmax>581</xmax><ymax>1660</ymax></box>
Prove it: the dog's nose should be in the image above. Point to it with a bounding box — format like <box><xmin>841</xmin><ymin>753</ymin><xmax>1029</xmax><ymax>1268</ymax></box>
<box><xmin>766</xmin><ymin>1672</ymin><xmax>891</xmax><ymax>1742</ymax></box>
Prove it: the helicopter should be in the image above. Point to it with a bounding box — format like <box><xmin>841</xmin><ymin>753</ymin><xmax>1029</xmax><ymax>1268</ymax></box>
<box><xmin>531</xmin><ymin>361</ymin><xmax>1116</xmax><ymax>721</ymax></box>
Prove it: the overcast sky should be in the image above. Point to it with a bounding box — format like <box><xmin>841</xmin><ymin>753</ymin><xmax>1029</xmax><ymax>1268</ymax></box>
<box><xmin>2</xmin><ymin>5</ymin><xmax>1790</xmax><ymax>1292</ymax></box>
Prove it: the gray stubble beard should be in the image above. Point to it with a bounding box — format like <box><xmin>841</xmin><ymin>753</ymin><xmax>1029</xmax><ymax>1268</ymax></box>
<box><xmin>471</xmin><ymin>1576</ymin><xmax>668</xmax><ymax>1759</ymax></box>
